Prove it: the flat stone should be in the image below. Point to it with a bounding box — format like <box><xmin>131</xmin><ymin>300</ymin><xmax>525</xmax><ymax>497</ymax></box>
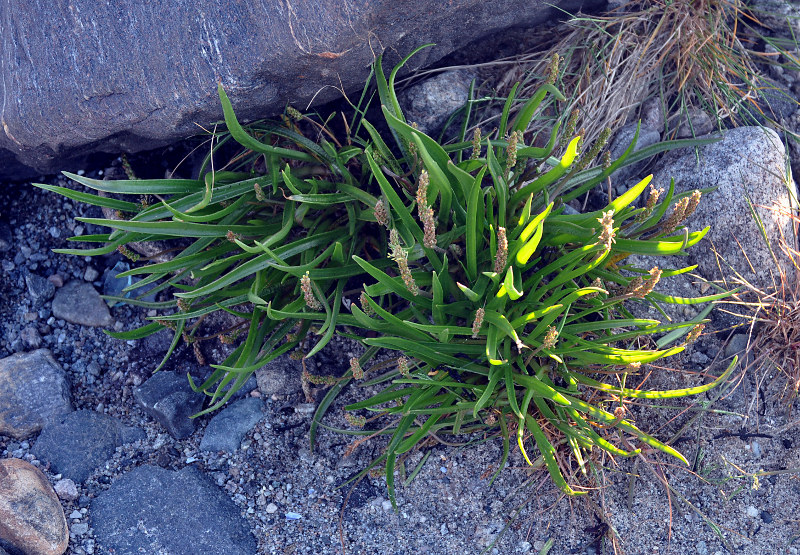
<box><xmin>90</xmin><ymin>465</ymin><xmax>257</xmax><ymax>555</ymax></box>
<box><xmin>33</xmin><ymin>410</ymin><xmax>145</xmax><ymax>484</ymax></box>
<box><xmin>0</xmin><ymin>0</ymin><xmax>596</xmax><ymax>178</ymax></box>
<box><xmin>200</xmin><ymin>397</ymin><xmax>265</xmax><ymax>453</ymax></box>
<box><xmin>133</xmin><ymin>371</ymin><xmax>204</xmax><ymax>439</ymax></box>
<box><xmin>0</xmin><ymin>458</ymin><xmax>68</xmax><ymax>555</ymax></box>
<box><xmin>255</xmin><ymin>354</ymin><xmax>303</xmax><ymax>396</ymax></box>
<box><xmin>0</xmin><ymin>349</ymin><xmax>73</xmax><ymax>439</ymax></box>
<box><xmin>51</xmin><ymin>281</ymin><xmax>113</xmax><ymax>327</ymax></box>
<box><xmin>24</xmin><ymin>272</ymin><xmax>56</xmax><ymax>309</ymax></box>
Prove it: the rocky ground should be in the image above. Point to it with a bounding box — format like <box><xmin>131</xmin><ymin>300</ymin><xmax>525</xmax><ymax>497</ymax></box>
<box><xmin>4</xmin><ymin>10</ymin><xmax>800</xmax><ymax>555</ymax></box>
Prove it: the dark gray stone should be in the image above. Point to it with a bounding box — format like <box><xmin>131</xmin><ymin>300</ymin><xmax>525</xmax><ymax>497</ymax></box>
<box><xmin>755</xmin><ymin>76</ymin><xmax>797</xmax><ymax>122</ymax></box>
<box><xmin>102</xmin><ymin>261</ymin><xmax>157</xmax><ymax>306</ymax></box>
<box><xmin>608</xmin><ymin>122</ymin><xmax>661</xmax><ymax>185</ymax></box>
<box><xmin>672</xmin><ymin>107</ymin><xmax>714</xmax><ymax>139</ymax></box>
<box><xmin>0</xmin><ymin>221</ymin><xmax>11</xmax><ymax>252</ymax></box>
<box><xmin>32</xmin><ymin>410</ymin><xmax>144</xmax><ymax>484</ymax></box>
<box><xmin>0</xmin><ymin>0</ymin><xmax>597</xmax><ymax>177</ymax></box>
<box><xmin>140</xmin><ymin>328</ymin><xmax>175</xmax><ymax>358</ymax></box>
<box><xmin>0</xmin><ymin>349</ymin><xmax>73</xmax><ymax>439</ymax></box>
<box><xmin>255</xmin><ymin>354</ymin><xmax>303</xmax><ymax>396</ymax></box>
<box><xmin>24</xmin><ymin>272</ymin><xmax>55</xmax><ymax>309</ymax></box>
<box><xmin>133</xmin><ymin>371</ymin><xmax>205</xmax><ymax>439</ymax></box>
<box><xmin>90</xmin><ymin>465</ymin><xmax>257</xmax><ymax>555</ymax></box>
<box><xmin>200</xmin><ymin>398</ymin><xmax>265</xmax><ymax>453</ymax></box>
<box><xmin>51</xmin><ymin>280</ymin><xmax>113</xmax><ymax>327</ymax></box>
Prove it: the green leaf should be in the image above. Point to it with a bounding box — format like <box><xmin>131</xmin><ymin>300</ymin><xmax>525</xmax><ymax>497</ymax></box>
<box><xmin>217</xmin><ymin>85</ymin><xmax>317</xmax><ymax>163</ymax></box>
<box><xmin>104</xmin><ymin>322</ymin><xmax>164</xmax><ymax>340</ymax></box>
<box><xmin>64</xmin><ymin>171</ymin><xmax>202</xmax><ymax>195</ymax></box>
<box><xmin>34</xmin><ymin>183</ymin><xmax>140</xmax><ymax>212</ymax></box>
<box><xmin>466</xmin><ymin>166</ymin><xmax>487</xmax><ymax>281</ymax></box>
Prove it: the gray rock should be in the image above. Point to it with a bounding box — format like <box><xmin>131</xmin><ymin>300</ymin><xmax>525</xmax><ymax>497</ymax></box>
<box><xmin>133</xmin><ymin>371</ymin><xmax>205</xmax><ymax>439</ymax></box>
<box><xmin>608</xmin><ymin>122</ymin><xmax>661</xmax><ymax>185</ymax></box>
<box><xmin>399</xmin><ymin>70</ymin><xmax>474</xmax><ymax>136</ymax></box>
<box><xmin>0</xmin><ymin>0</ymin><xmax>597</xmax><ymax>177</ymax></box>
<box><xmin>83</xmin><ymin>266</ymin><xmax>99</xmax><ymax>282</ymax></box>
<box><xmin>200</xmin><ymin>397</ymin><xmax>265</xmax><ymax>453</ymax></box>
<box><xmin>90</xmin><ymin>465</ymin><xmax>257</xmax><ymax>555</ymax></box>
<box><xmin>672</xmin><ymin>107</ymin><xmax>714</xmax><ymax>139</ymax></box>
<box><xmin>255</xmin><ymin>354</ymin><xmax>303</xmax><ymax>396</ymax></box>
<box><xmin>102</xmin><ymin>261</ymin><xmax>158</xmax><ymax>306</ymax></box>
<box><xmin>52</xmin><ymin>280</ymin><xmax>113</xmax><ymax>327</ymax></box>
<box><xmin>24</xmin><ymin>272</ymin><xmax>56</xmax><ymax>309</ymax></box>
<box><xmin>755</xmin><ymin>76</ymin><xmax>797</xmax><ymax>122</ymax></box>
<box><xmin>140</xmin><ymin>328</ymin><xmax>175</xmax><ymax>358</ymax></box>
<box><xmin>651</xmin><ymin>126</ymin><xmax>797</xmax><ymax>290</ymax></box>
<box><xmin>0</xmin><ymin>221</ymin><xmax>11</xmax><ymax>252</ymax></box>
<box><xmin>0</xmin><ymin>349</ymin><xmax>73</xmax><ymax>439</ymax></box>
<box><xmin>640</xmin><ymin>97</ymin><xmax>664</xmax><ymax>132</ymax></box>
<box><xmin>19</xmin><ymin>325</ymin><xmax>42</xmax><ymax>349</ymax></box>
<box><xmin>53</xmin><ymin>478</ymin><xmax>79</xmax><ymax>502</ymax></box>
<box><xmin>32</xmin><ymin>410</ymin><xmax>144</xmax><ymax>484</ymax></box>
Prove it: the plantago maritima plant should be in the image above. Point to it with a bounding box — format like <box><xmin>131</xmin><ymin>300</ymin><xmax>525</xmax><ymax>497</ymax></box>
<box><xmin>40</xmin><ymin>45</ymin><xmax>736</xmax><ymax>500</ymax></box>
<box><xmin>329</xmin><ymin>46</ymin><xmax>736</xmax><ymax>502</ymax></box>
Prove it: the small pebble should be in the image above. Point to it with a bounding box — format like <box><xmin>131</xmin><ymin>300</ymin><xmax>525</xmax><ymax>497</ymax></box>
<box><xmin>54</xmin><ymin>478</ymin><xmax>79</xmax><ymax>501</ymax></box>
<box><xmin>84</xmin><ymin>267</ymin><xmax>100</xmax><ymax>282</ymax></box>
<box><xmin>751</xmin><ymin>440</ymin><xmax>762</xmax><ymax>457</ymax></box>
<box><xmin>265</xmin><ymin>503</ymin><xmax>278</xmax><ymax>514</ymax></box>
<box><xmin>746</xmin><ymin>506</ymin><xmax>760</xmax><ymax>518</ymax></box>
<box><xmin>71</xmin><ymin>522</ymin><xmax>89</xmax><ymax>536</ymax></box>
<box><xmin>70</xmin><ymin>510</ymin><xmax>83</xmax><ymax>520</ymax></box>
<box><xmin>761</xmin><ymin>511</ymin><xmax>773</xmax><ymax>524</ymax></box>
<box><xmin>294</xmin><ymin>403</ymin><xmax>315</xmax><ymax>415</ymax></box>
<box><xmin>285</xmin><ymin>512</ymin><xmax>302</xmax><ymax>520</ymax></box>
<box><xmin>48</xmin><ymin>274</ymin><xmax>64</xmax><ymax>288</ymax></box>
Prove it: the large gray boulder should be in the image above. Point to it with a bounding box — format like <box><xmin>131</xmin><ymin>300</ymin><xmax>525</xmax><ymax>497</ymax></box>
<box><xmin>650</xmin><ymin>126</ymin><xmax>798</xmax><ymax>291</ymax></box>
<box><xmin>0</xmin><ymin>0</ymin><xmax>595</xmax><ymax>179</ymax></box>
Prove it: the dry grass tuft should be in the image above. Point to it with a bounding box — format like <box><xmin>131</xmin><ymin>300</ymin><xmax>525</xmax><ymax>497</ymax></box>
<box><xmin>721</xmin><ymin>205</ymin><xmax>800</xmax><ymax>407</ymax></box>
<box><xmin>448</xmin><ymin>0</ymin><xmax>776</xmax><ymax>151</ymax></box>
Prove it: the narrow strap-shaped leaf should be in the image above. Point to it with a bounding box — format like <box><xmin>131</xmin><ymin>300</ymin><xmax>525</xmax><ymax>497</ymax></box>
<box><xmin>353</xmin><ymin>255</ymin><xmax>432</xmax><ymax>308</ymax></box>
<box><xmin>524</xmin><ymin>414</ymin><xmax>584</xmax><ymax>495</ymax></box>
<box><xmin>34</xmin><ymin>183</ymin><xmax>140</xmax><ymax>212</ymax></box>
<box><xmin>217</xmin><ymin>85</ymin><xmax>317</xmax><ymax>163</ymax></box>
<box><xmin>473</xmin><ymin>365</ymin><xmax>503</xmax><ymax>418</ymax></box>
<box><xmin>465</xmin><ymin>166</ymin><xmax>487</xmax><ymax>282</ymax></box>
<box><xmin>510</xmin><ymin>136</ymin><xmax>580</xmax><ymax>206</ymax></box>
<box><xmin>64</xmin><ymin>171</ymin><xmax>202</xmax><ymax>195</ymax></box>
<box><xmin>511</xmin><ymin>83</ymin><xmax>565</xmax><ymax>133</ymax></box>
<box><xmin>104</xmin><ymin>321</ymin><xmax>164</xmax><ymax>340</ymax></box>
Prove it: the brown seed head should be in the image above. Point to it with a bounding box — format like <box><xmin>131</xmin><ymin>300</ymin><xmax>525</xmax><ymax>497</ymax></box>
<box><xmin>494</xmin><ymin>227</ymin><xmax>508</xmax><ymax>274</ymax></box>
